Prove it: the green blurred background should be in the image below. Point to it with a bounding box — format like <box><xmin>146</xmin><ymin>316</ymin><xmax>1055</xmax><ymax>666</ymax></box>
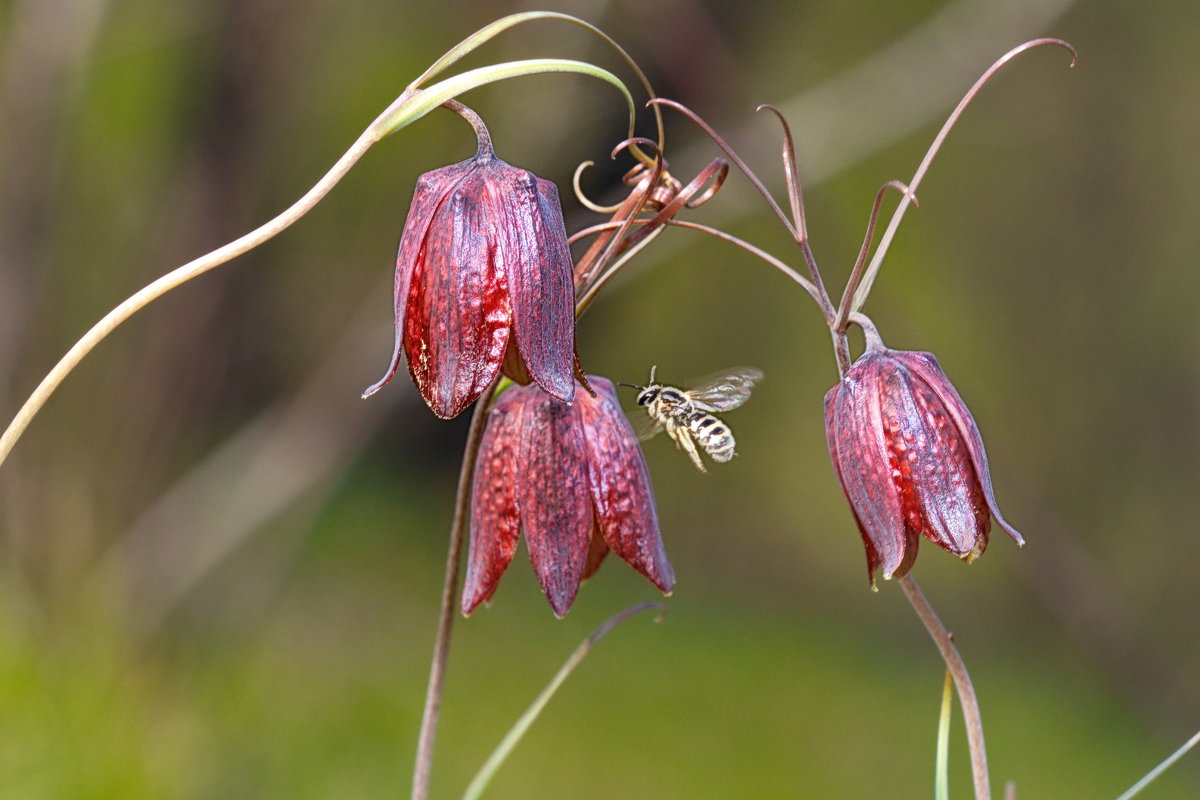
<box><xmin>1</xmin><ymin>0</ymin><xmax>1197</xmax><ymax>797</ymax></box>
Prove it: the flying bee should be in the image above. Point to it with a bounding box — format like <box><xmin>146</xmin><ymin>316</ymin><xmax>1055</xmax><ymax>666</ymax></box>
<box><xmin>621</xmin><ymin>366</ymin><xmax>763</xmax><ymax>473</ymax></box>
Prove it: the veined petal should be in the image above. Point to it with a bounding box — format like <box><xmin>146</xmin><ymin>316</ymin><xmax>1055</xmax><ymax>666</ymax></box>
<box><xmin>829</xmin><ymin>357</ymin><xmax>916</xmax><ymax>580</ymax></box>
<box><xmin>518</xmin><ymin>387</ymin><xmax>592</xmax><ymax>617</ymax></box>
<box><xmin>462</xmin><ymin>388</ymin><xmax>526</xmax><ymax>615</ymax></box>
<box><xmin>363</xmin><ymin>159</ymin><xmax>476</xmax><ymax>399</ymax></box>
<box><xmin>893</xmin><ymin>351</ymin><xmax>1024</xmax><ymax>546</ymax></box>
<box><xmin>578</xmin><ymin>377</ymin><xmax>673</xmax><ymax>593</ymax></box>
<box><xmin>405</xmin><ymin>168</ymin><xmax>512</xmax><ymax>419</ymax></box>
<box><xmin>883</xmin><ymin>359</ymin><xmax>989</xmax><ymax>558</ymax></box>
<box><xmin>500</xmin><ymin>170</ymin><xmax>576</xmax><ymax>405</ymax></box>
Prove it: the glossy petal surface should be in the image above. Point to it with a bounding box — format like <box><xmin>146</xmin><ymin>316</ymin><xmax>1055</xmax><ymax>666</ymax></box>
<box><xmin>366</xmin><ymin>155</ymin><xmax>578</xmax><ymax>419</ymax></box>
<box><xmin>463</xmin><ymin>377</ymin><xmax>673</xmax><ymax>616</ymax></box>
<box><xmin>883</xmin><ymin>357</ymin><xmax>990</xmax><ymax>557</ymax></box>
<box><xmin>891</xmin><ymin>351</ymin><xmax>1023</xmax><ymax>546</ymax></box>
<box><xmin>825</xmin><ymin>347</ymin><xmax>1021</xmax><ymax>584</ymax></box>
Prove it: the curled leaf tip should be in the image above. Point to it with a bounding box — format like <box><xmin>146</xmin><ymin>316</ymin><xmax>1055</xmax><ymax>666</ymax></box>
<box><xmin>611</xmin><ymin>136</ymin><xmax>660</xmax><ymax>162</ymax></box>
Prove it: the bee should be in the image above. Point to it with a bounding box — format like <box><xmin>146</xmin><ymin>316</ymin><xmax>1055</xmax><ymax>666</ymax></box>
<box><xmin>622</xmin><ymin>366</ymin><xmax>763</xmax><ymax>472</ymax></box>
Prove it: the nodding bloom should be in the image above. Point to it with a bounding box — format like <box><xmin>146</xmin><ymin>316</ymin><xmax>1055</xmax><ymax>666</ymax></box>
<box><xmin>463</xmin><ymin>376</ymin><xmax>674</xmax><ymax>617</ymax></box>
<box><xmin>363</xmin><ymin>148</ymin><xmax>577</xmax><ymax>419</ymax></box>
<box><xmin>824</xmin><ymin>325</ymin><xmax>1023</xmax><ymax>585</ymax></box>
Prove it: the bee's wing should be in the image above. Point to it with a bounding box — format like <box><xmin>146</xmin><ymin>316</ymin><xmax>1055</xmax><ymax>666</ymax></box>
<box><xmin>685</xmin><ymin>367</ymin><xmax>763</xmax><ymax>412</ymax></box>
<box><xmin>629</xmin><ymin>408</ymin><xmax>665</xmax><ymax>441</ymax></box>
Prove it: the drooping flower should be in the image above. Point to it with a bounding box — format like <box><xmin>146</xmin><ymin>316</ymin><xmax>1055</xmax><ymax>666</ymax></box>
<box><xmin>824</xmin><ymin>326</ymin><xmax>1023</xmax><ymax>585</ymax></box>
<box><xmin>463</xmin><ymin>376</ymin><xmax>674</xmax><ymax>617</ymax></box>
<box><xmin>363</xmin><ymin>148</ymin><xmax>576</xmax><ymax>418</ymax></box>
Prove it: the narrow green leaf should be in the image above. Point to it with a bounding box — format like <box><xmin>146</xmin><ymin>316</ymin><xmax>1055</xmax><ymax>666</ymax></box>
<box><xmin>936</xmin><ymin>670</ymin><xmax>953</xmax><ymax>800</ymax></box>
<box><xmin>372</xmin><ymin>58</ymin><xmax>633</xmax><ymax>141</ymax></box>
<box><xmin>405</xmin><ymin>11</ymin><xmax>660</xmax><ymax>151</ymax></box>
<box><xmin>408</xmin><ymin>12</ymin><xmax>557</xmax><ymax>89</ymax></box>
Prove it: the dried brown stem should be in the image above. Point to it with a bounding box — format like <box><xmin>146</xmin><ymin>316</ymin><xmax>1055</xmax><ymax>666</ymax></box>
<box><xmin>648</xmin><ymin>98</ymin><xmax>798</xmax><ymax>241</ymax></box>
<box><xmin>850</xmin><ymin>38</ymin><xmax>1076</xmax><ymax>313</ymax></box>
<box><xmin>572</xmin><ymin>138</ymin><xmax>664</xmax><ymax>292</ymax></box>
<box><xmin>650</xmin><ymin>98</ymin><xmax>836</xmax><ymax>323</ymax></box>
<box><xmin>833</xmin><ymin>180</ymin><xmax>913</xmax><ymax>333</ymax></box>
<box><xmin>756</xmin><ymin>104</ymin><xmax>808</xmax><ymax>241</ymax></box>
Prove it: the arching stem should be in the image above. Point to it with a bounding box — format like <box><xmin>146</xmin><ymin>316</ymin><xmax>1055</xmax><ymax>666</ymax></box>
<box><xmin>847</xmin><ymin>311</ymin><xmax>885</xmax><ymax>353</ymax></box>
<box><xmin>443</xmin><ymin>99</ymin><xmax>493</xmax><ymax>158</ymax></box>
<box><xmin>850</xmin><ymin>38</ymin><xmax>1076</xmax><ymax>313</ymax></box>
<box><xmin>899</xmin><ymin>575</ymin><xmax>991</xmax><ymax>800</ymax></box>
<box><xmin>0</xmin><ymin>124</ymin><xmax>380</xmax><ymax>472</ymax></box>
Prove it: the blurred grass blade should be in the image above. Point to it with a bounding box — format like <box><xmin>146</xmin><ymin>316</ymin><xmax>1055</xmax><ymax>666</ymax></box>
<box><xmin>410</xmin><ymin>11</ymin><xmax>565</xmax><ymax>88</ymax></box>
<box><xmin>461</xmin><ymin>602</ymin><xmax>665</xmax><ymax>800</ymax></box>
<box><xmin>1114</xmin><ymin>730</ymin><xmax>1200</xmax><ymax>800</ymax></box>
<box><xmin>374</xmin><ymin>58</ymin><xmax>633</xmax><ymax>140</ymax></box>
<box><xmin>936</xmin><ymin>670</ymin><xmax>952</xmax><ymax>800</ymax></box>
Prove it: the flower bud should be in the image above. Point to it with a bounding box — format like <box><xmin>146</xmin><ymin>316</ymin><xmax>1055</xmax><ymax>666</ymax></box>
<box><xmin>824</xmin><ymin>344</ymin><xmax>1023</xmax><ymax>585</ymax></box>
<box><xmin>363</xmin><ymin>152</ymin><xmax>577</xmax><ymax>418</ymax></box>
<box><xmin>463</xmin><ymin>376</ymin><xmax>673</xmax><ymax>617</ymax></box>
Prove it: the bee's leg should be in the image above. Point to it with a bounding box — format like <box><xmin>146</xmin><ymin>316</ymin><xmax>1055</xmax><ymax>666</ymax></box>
<box><xmin>667</xmin><ymin>425</ymin><xmax>706</xmax><ymax>473</ymax></box>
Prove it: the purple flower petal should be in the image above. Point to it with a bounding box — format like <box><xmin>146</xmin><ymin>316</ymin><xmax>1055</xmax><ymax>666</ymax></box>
<box><xmin>893</xmin><ymin>351</ymin><xmax>1023</xmax><ymax>546</ymax></box>
<box><xmin>826</xmin><ymin>357</ymin><xmax>917</xmax><ymax>580</ymax></box>
<box><xmin>462</xmin><ymin>388</ymin><xmax>526</xmax><ymax>615</ymax></box>
<box><xmin>363</xmin><ymin>159</ymin><xmax>476</xmax><ymax>400</ymax></box>
<box><xmin>581</xmin><ymin>518</ymin><xmax>610</xmax><ymax>582</ymax></box>
<box><xmin>579</xmin><ymin>377</ymin><xmax>674</xmax><ymax>593</ymax></box>
<box><xmin>881</xmin><ymin>358</ymin><xmax>989</xmax><ymax>558</ymax></box>
<box><xmin>517</xmin><ymin>388</ymin><xmax>593</xmax><ymax>617</ymax></box>
<box><xmin>501</xmin><ymin>170</ymin><xmax>576</xmax><ymax>405</ymax></box>
<box><xmin>824</xmin><ymin>387</ymin><xmax>884</xmax><ymax>585</ymax></box>
<box><xmin>405</xmin><ymin>168</ymin><xmax>512</xmax><ymax>419</ymax></box>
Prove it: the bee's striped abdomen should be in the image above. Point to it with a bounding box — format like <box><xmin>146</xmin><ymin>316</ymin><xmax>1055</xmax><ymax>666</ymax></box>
<box><xmin>686</xmin><ymin>410</ymin><xmax>737</xmax><ymax>463</ymax></box>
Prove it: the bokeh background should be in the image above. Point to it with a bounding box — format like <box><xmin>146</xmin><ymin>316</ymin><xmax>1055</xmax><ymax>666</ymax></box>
<box><xmin>1</xmin><ymin>0</ymin><xmax>1198</xmax><ymax>797</ymax></box>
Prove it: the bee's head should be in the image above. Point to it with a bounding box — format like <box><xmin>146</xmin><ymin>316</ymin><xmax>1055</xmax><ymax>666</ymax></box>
<box><xmin>620</xmin><ymin>365</ymin><xmax>660</xmax><ymax>406</ymax></box>
<box><xmin>636</xmin><ymin>387</ymin><xmax>659</xmax><ymax>406</ymax></box>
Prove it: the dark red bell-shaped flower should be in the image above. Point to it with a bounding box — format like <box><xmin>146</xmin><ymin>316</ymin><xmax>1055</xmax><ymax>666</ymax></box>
<box><xmin>363</xmin><ymin>147</ymin><xmax>576</xmax><ymax>418</ymax></box>
<box><xmin>824</xmin><ymin>325</ymin><xmax>1023</xmax><ymax>585</ymax></box>
<box><xmin>463</xmin><ymin>376</ymin><xmax>674</xmax><ymax>617</ymax></box>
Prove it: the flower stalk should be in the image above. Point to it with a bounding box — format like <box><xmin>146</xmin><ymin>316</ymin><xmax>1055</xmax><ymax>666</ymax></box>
<box><xmin>899</xmin><ymin>575</ymin><xmax>991</xmax><ymax>800</ymax></box>
<box><xmin>412</xmin><ymin>378</ymin><xmax>497</xmax><ymax>800</ymax></box>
